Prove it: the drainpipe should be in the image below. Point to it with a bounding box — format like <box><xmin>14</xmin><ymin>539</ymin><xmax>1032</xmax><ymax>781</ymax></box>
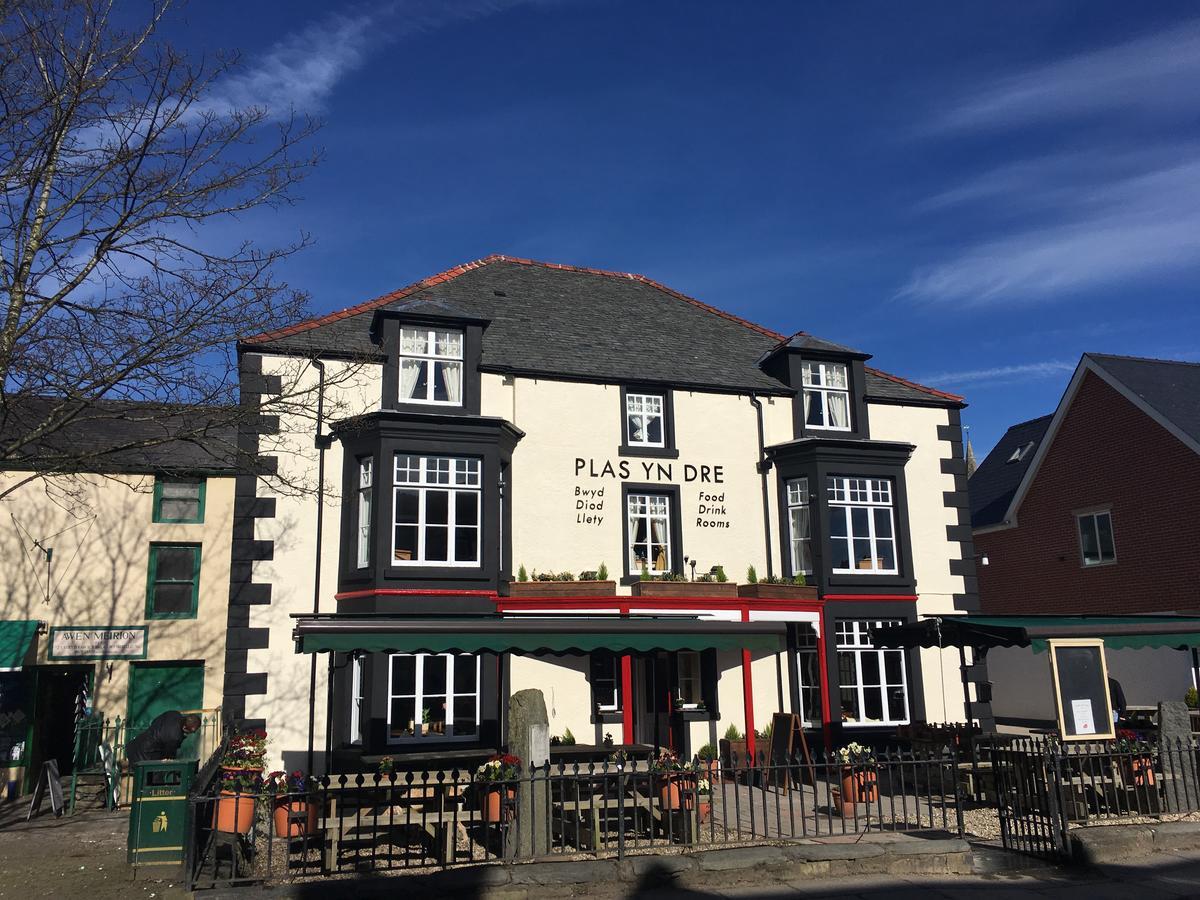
<box><xmin>749</xmin><ymin>394</ymin><xmax>774</xmax><ymax>579</ymax></box>
<box><xmin>306</xmin><ymin>359</ymin><xmax>329</xmax><ymax>775</ymax></box>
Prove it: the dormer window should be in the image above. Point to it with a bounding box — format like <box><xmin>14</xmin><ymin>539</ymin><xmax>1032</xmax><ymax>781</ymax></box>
<box><xmin>399</xmin><ymin>327</ymin><xmax>463</xmax><ymax>405</ymax></box>
<box><xmin>802</xmin><ymin>361</ymin><xmax>850</xmax><ymax>431</ymax></box>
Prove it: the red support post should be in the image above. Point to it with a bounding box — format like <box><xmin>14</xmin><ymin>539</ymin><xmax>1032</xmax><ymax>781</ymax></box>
<box><xmin>621</xmin><ymin>654</ymin><xmax>634</xmax><ymax>744</ymax></box>
<box><xmin>815</xmin><ymin>616</ymin><xmax>833</xmax><ymax>749</ymax></box>
<box><xmin>742</xmin><ymin>648</ymin><xmax>756</xmax><ymax>761</ymax></box>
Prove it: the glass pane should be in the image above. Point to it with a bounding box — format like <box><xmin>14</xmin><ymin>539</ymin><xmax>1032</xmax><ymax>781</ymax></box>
<box><xmin>884</xmin><ymin>650</ymin><xmax>903</xmax><ymax>684</ymax></box>
<box><xmin>390</xmin><ymin>698</ymin><xmax>416</xmax><ymax>737</ymax></box>
<box><xmin>825</xmin><ymin>363</ymin><xmax>848</xmax><ymax>389</ymax></box>
<box><xmin>434</xmin><ymin>330</ymin><xmax>463</xmax><ymax>357</ymax></box>
<box><xmin>395</xmin><ymin>489</ymin><xmax>419</xmax><ymax>524</ymax></box>
<box><xmin>394</xmin><ymin>525</ymin><xmax>418</xmax><ymax>561</ymax></box>
<box><xmin>826</xmin><ymin>391</ymin><xmax>849</xmax><ymax>428</ymax></box>
<box><xmin>453</xmin><ymin>697</ymin><xmax>478</xmax><ymax>735</ymax></box>
<box><xmin>791</xmin><ymin>537</ymin><xmax>812</xmax><ymax>575</ymax></box>
<box><xmin>1079</xmin><ymin>517</ymin><xmax>1099</xmax><ymax>563</ymax></box>
<box><xmin>391</xmin><ymin>655</ymin><xmax>416</xmax><ymax>694</ymax></box>
<box><xmin>840</xmin><ymin>688</ymin><xmax>860</xmax><ymax>721</ymax></box>
<box><xmin>805</xmin><ymin>390</ymin><xmax>825</xmax><ymax>426</ymax></box>
<box><xmin>152</xmin><ymin>583</ymin><xmax>193</xmax><ymax>614</ymax></box>
<box><xmin>854</xmin><ymin>539</ymin><xmax>873</xmax><ymax>568</ymax></box>
<box><xmin>1097</xmin><ymin>513</ymin><xmax>1115</xmax><ymax>560</ymax></box>
<box><xmin>433</xmin><ymin>361</ymin><xmax>461</xmax><ymax>403</ymax></box>
<box><xmin>873</xmin><ymin>508</ymin><xmax>893</xmax><ymax>538</ymax></box>
<box><xmin>838</xmin><ymin>652</ymin><xmax>857</xmax><ymax>685</ymax></box>
<box><xmin>455</xmin><ymin>492</ymin><xmax>478</xmax><ymax>526</ymax></box>
<box><xmin>400</xmin><ymin>359</ymin><xmax>425</xmax><ymax>400</ymax></box>
<box><xmin>803</xmin><ymin>362</ymin><xmax>821</xmax><ymax>386</ymax></box>
<box><xmin>646</xmin><ymin>416</ymin><xmax>663</xmax><ymax>444</ymax></box>
<box><xmin>887</xmin><ymin>687</ymin><xmax>908</xmax><ymax>722</ymax></box>
<box><xmin>877</xmin><ymin>538</ymin><xmax>896</xmax><ymax>571</ymax></box>
<box><xmin>829</xmin><ymin>509</ymin><xmax>847</xmax><ymax>537</ymax></box>
<box><xmin>400</xmin><ymin>328</ymin><xmax>428</xmax><ymax>354</ymax></box>
<box><xmin>453</xmin><ymin>655</ymin><xmax>476</xmax><ymax>690</ymax></box>
<box><xmin>159</xmin><ymin>498</ymin><xmax>199</xmax><ymax>520</ymax></box>
<box><xmin>424</xmin><ymin>699</ymin><xmax>447</xmax><ymax>734</ymax></box>
<box><xmin>861</xmin><ymin>652</ymin><xmax>881</xmax><ymax>686</ymax></box>
<box><xmin>454</xmin><ymin>526</ymin><xmax>477</xmax><ymax>563</ymax></box>
<box><xmin>424</xmin><ymin>655</ymin><xmax>448</xmax><ymax>696</ymax></box>
<box><xmin>850</xmin><ymin>507</ymin><xmax>869</xmax><ymax>538</ymax></box>
<box><xmin>425</xmin><ymin>526</ymin><xmax>448</xmax><ymax>561</ymax></box>
<box><xmin>155</xmin><ymin>547</ymin><xmax>195</xmax><ymax>581</ymax></box>
<box><xmin>161</xmin><ymin>480</ymin><xmax>201</xmax><ymax>499</ymax></box>
<box><xmin>831</xmin><ymin>537</ymin><xmax>850</xmax><ymax>571</ymax></box>
<box><xmin>864</xmin><ymin>688</ymin><xmax>884</xmax><ymax>722</ymax></box>
<box><xmin>426</xmin><ymin>490</ymin><xmax>449</xmax><ymax>525</ymax></box>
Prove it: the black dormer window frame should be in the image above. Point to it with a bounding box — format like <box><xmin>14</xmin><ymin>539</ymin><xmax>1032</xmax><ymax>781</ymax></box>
<box><xmin>618</xmin><ymin>384</ymin><xmax>679</xmax><ymax>459</ymax></box>
<box><xmin>376</xmin><ymin>313</ymin><xmax>485</xmax><ymax>417</ymax></box>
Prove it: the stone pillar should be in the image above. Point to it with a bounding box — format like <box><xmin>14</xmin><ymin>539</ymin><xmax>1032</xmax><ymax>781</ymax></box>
<box><xmin>507</xmin><ymin>688</ymin><xmax>551</xmax><ymax>857</ymax></box>
<box><xmin>1158</xmin><ymin>700</ymin><xmax>1197</xmax><ymax>812</ymax></box>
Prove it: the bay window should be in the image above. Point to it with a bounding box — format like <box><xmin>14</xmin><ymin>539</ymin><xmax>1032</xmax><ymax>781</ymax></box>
<box><xmin>828</xmin><ymin>476</ymin><xmax>897</xmax><ymax>574</ymax></box>
<box><xmin>836</xmin><ymin>619</ymin><xmax>909</xmax><ymax>726</ymax></box>
<box><xmin>802</xmin><ymin>361</ymin><xmax>850</xmax><ymax>430</ymax></box>
<box><xmin>786</xmin><ymin>478</ymin><xmax>813</xmax><ymax>575</ymax></box>
<box><xmin>399</xmin><ymin>327</ymin><xmax>463</xmax><ymax>405</ymax></box>
<box><xmin>356</xmin><ymin>457</ymin><xmax>372</xmax><ymax>568</ymax></box>
<box><xmin>627</xmin><ymin>492</ymin><xmax>672</xmax><ymax>574</ymax></box>
<box><xmin>388</xmin><ymin>652</ymin><xmax>480</xmax><ymax>741</ymax></box>
<box><xmin>626</xmin><ymin>392</ymin><xmax>665</xmax><ymax>447</ymax></box>
<box><xmin>393</xmin><ymin>455</ymin><xmax>481</xmax><ymax>566</ymax></box>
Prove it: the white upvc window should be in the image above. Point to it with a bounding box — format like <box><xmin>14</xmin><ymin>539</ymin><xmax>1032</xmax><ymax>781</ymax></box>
<box><xmin>795</xmin><ymin>624</ymin><xmax>822</xmax><ymax>726</ymax></box>
<box><xmin>387</xmin><ymin>652</ymin><xmax>481</xmax><ymax>742</ymax></box>
<box><xmin>592</xmin><ymin>652</ymin><xmax>621</xmax><ymax>712</ymax></box>
<box><xmin>393</xmin><ymin>455</ymin><xmax>481</xmax><ymax>566</ymax></box>
<box><xmin>628</xmin><ymin>492</ymin><xmax>672</xmax><ymax>574</ymax></box>
<box><xmin>786</xmin><ymin>478</ymin><xmax>813</xmax><ymax>575</ymax></box>
<box><xmin>350</xmin><ymin>655</ymin><xmax>364</xmax><ymax>744</ymax></box>
<box><xmin>803</xmin><ymin>361</ymin><xmax>851</xmax><ymax>430</ymax></box>
<box><xmin>836</xmin><ymin>620</ymin><xmax>909</xmax><ymax>726</ymax></box>
<box><xmin>626</xmin><ymin>392</ymin><xmax>665</xmax><ymax>447</ymax></box>
<box><xmin>356</xmin><ymin>457</ymin><xmax>373</xmax><ymax>568</ymax></box>
<box><xmin>676</xmin><ymin>651</ymin><xmax>702</xmax><ymax>708</ymax></box>
<box><xmin>1077</xmin><ymin>509</ymin><xmax>1116</xmax><ymax>566</ymax></box>
<box><xmin>398</xmin><ymin>327</ymin><xmax>463</xmax><ymax>405</ymax></box>
<box><xmin>827</xmin><ymin>476</ymin><xmax>898</xmax><ymax>574</ymax></box>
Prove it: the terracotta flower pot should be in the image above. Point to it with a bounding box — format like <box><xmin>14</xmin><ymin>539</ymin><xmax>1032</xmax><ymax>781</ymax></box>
<box><xmin>698</xmin><ymin>799</ymin><xmax>712</xmax><ymax>823</ymax></box>
<box><xmin>831</xmin><ymin>787</ymin><xmax>853</xmax><ymax>818</ymax></box>
<box><xmin>272</xmin><ymin>798</ymin><xmax>318</xmax><ymax>837</ymax></box>
<box><xmin>213</xmin><ymin>791</ymin><xmax>257</xmax><ymax>833</ymax></box>
<box><xmin>1126</xmin><ymin>755</ymin><xmax>1156</xmax><ymax>787</ymax></box>
<box><xmin>840</xmin><ymin>767</ymin><xmax>878</xmax><ymax>804</ymax></box>
<box><xmin>480</xmin><ymin>785</ymin><xmax>515</xmax><ymax>823</ymax></box>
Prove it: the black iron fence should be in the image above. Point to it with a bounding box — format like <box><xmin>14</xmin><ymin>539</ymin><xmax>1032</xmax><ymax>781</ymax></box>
<box><xmin>184</xmin><ymin>747</ymin><xmax>963</xmax><ymax>888</ymax></box>
<box><xmin>987</xmin><ymin>736</ymin><xmax>1200</xmax><ymax>860</ymax></box>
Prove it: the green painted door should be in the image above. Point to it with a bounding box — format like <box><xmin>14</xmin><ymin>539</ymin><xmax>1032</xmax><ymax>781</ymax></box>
<box><xmin>127</xmin><ymin>663</ymin><xmax>204</xmax><ymax>759</ymax></box>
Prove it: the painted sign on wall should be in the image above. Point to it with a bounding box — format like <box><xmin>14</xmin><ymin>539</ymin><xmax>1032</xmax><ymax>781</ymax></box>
<box><xmin>48</xmin><ymin>626</ymin><xmax>148</xmax><ymax>660</ymax></box>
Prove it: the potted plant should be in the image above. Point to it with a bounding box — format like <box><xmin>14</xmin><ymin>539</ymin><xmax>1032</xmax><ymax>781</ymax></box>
<box><xmin>214</xmin><ymin>729</ymin><xmax>267</xmax><ymax>833</ymax></box>
<box><xmin>697</xmin><ymin>743</ymin><xmax>719</xmax><ymax>781</ymax></box>
<box><xmin>265</xmin><ymin>770</ymin><xmax>318</xmax><ymax>837</ymax></box>
<box><xmin>377</xmin><ymin>755</ymin><xmax>395</xmax><ymax>778</ymax></box>
<box><xmin>738</xmin><ymin>573</ymin><xmax>818</xmax><ymax>600</ymax></box>
<box><xmin>631</xmin><ymin>570</ymin><xmax>738</xmax><ymax>598</ymax></box>
<box><xmin>475</xmin><ymin>752</ymin><xmax>521</xmax><ymax>822</ymax></box>
<box><xmin>695</xmin><ymin>773</ymin><xmax>713</xmax><ymax>823</ymax></box>
<box><xmin>835</xmin><ymin>742</ymin><xmax>878</xmax><ymax>816</ymax></box>
<box><xmin>1115</xmin><ymin>729</ymin><xmax>1155</xmax><ymax>786</ymax></box>
<box><xmin>719</xmin><ymin>724</ymin><xmax>749</xmax><ymax>769</ymax></box>
<box><xmin>649</xmin><ymin>748</ymin><xmax>693</xmax><ymax>810</ymax></box>
<box><xmin>507</xmin><ymin>566</ymin><xmax>617</xmax><ymax>597</ymax></box>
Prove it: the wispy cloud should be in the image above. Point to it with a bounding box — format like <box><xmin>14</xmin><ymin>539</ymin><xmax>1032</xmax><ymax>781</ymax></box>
<box><xmin>917</xmin><ymin>360</ymin><xmax>1075</xmax><ymax>388</ymax></box>
<box><xmin>200</xmin><ymin>1</ymin><xmax>556</xmax><ymax>119</ymax></box>
<box><xmin>930</xmin><ymin>21</ymin><xmax>1200</xmax><ymax>133</ymax></box>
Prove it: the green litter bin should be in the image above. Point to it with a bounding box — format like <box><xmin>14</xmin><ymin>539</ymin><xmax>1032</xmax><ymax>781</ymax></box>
<box><xmin>127</xmin><ymin>759</ymin><xmax>197</xmax><ymax>868</ymax></box>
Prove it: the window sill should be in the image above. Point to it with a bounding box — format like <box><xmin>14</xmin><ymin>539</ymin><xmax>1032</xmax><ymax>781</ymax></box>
<box><xmin>618</xmin><ymin>445</ymin><xmax>679</xmax><ymax>460</ymax></box>
<box><xmin>145</xmin><ymin>612</ymin><xmax>198</xmax><ymax>620</ymax></box>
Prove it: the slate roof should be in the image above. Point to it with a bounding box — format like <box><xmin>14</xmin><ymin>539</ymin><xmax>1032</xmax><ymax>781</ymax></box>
<box><xmin>969</xmin><ymin>414</ymin><xmax>1052</xmax><ymax>529</ymax></box>
<box><xmin>779</xmin><ymin>332</ymin><xmax>870</xmax><ymax>358</ymax></box>
<box><xmin>1</xmin><ymin>397</ymin><xmax>242</xmax><ymax>474</ymax></box>
<box><xmin>245</xmin><ymin>255</ymin><xmax>961</xmax><ymax>404</ymax></box>
<box><xmin>1087</xmin><ymin>353</ymin><xmax>1200</xmax><ymax>449</ymax></box>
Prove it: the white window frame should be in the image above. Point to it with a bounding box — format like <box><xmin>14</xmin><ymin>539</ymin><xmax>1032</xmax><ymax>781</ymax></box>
<box><xmin>836</xmin><ymin>619</ymin><xmax>909</xmax><ymax>727</ymax></box>
<box><xmin>593</xmin><ymin>653</ymin><xmax>621</xmax><ymax>713</ymax></box>
<box><xmin>795</xmin><ymin>623</ymin><xmax>821</xmax><ymax>726</ymax></box>
<box><xmin>627</xmin><ymin>492</ymin><xmax>673</xmax><ymax>575</ymax></box>
<box><xmin>827</xmin><ymin>476</ymin><xmax>898</xmax><ymax>574</ymax></box>
<box><xmin>356</xmin><ymin>457</ymin><xmax>373</xmax><ymax>568</ymax></box>
<box><xmin>676</xmin><ymin>651</ymin><xmax>702</xmax><ymax>709</ymax></box>
<box><xmin>1076</xmin><ymin>508</ymin><xmax>1117</xmax><ymax>567</ymax></box>
<box><xmin>386</xmin><ymin>652</ymin><xmax>481</xmax><ymax>743</ymax></box>
<box><xmin>398</xmin><ymin>326</ymin><xmax>464</xmax><ymax>406</ymax></box>
<box><xmin>786</xmin><ymin>478</ymin><xmax>813</xmax><ymax>575</ymax></box>
<box><xmin>802</xmin><ymin>361</ymin><xmax>851</xmax><ymax>431</ymax></box>
<box><xmin>350</xmin><ymin>654</ymin><xmax>364</xmax><ymax>744</ymax></box>
<box><xmin>625</xmin><ymin>392</ymin><xmax>666</xmax><ymax>448</ymax></box>
<box><xmin>392</xmin><ymin>455</ymin><xmax>481</xmax><ymax>567</ymax></box>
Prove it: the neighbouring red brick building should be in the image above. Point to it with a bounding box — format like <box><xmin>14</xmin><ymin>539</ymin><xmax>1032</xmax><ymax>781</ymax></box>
<box><xmin>970</xmin><ymin>353</ymin><xmax>1200</xmax><ymax>727</ymax></box>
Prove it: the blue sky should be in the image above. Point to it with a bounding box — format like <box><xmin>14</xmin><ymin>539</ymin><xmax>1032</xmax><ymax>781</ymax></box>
<box><xmin>166</xmin><ymin>1</ymin><xmax>1200</xmax><ymax>456</ymax></box>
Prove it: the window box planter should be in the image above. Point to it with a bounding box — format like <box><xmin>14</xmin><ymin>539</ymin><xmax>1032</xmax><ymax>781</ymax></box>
<box><xmin>631</xmin><ymin>581</ymin><xmax>739</xmax><ymax>598</ymax></box>
<box><xmin>719</xmin><ymin>738</ymin><xmax>750</xmax><ymax>768</ymax></box>
<box><xmin>737</xmin><ymin>583</ymin><xmax>818</xmax><ymax>601</ymax></box>
<box><xmin>507</xmin><ymin>580</ymin><xmax>617</xmax><ymax>598</ymax></box>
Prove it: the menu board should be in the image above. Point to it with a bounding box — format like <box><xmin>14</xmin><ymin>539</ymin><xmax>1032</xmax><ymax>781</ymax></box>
<box><xmin>1048</xmin><ymin>639</ymin><xmax>1115</xmax><ymax>741</ymax></box>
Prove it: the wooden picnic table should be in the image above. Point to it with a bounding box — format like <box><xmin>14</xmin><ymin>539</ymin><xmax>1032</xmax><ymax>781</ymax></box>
<box><xmin>551</xmin><ymin>771</ymin><xmax>699</xmax><ymax>851</ymax></box>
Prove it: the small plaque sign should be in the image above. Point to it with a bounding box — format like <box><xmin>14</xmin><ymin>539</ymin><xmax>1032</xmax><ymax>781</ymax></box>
<box><xmin>48</xmin><ymin>626</ymin><xmax>148</xmax><ymax>660</ymax></box>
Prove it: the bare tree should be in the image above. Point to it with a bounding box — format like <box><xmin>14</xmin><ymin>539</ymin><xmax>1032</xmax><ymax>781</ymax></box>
<box><xmin>0</xmin><ymin>0</ymin><xmax>353</xmax><ymax>498</ymax></box>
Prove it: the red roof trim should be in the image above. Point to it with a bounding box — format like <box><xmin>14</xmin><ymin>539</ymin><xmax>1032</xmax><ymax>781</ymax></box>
<box><xmin>242</xmin><ymin>253</ymin><xmax>959</xmax><ymax>403</ymax></box>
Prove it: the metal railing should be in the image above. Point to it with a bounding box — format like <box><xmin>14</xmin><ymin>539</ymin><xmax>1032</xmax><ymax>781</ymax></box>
<box><xmin>987</xmin><ymin>735</ymin><xmax>1200</xmax><ymax>860</ymax></box>
<box><xmin>184</xmin><ymin>747</ymin><xmax>963</xmax><ymax>888</ymax></box>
